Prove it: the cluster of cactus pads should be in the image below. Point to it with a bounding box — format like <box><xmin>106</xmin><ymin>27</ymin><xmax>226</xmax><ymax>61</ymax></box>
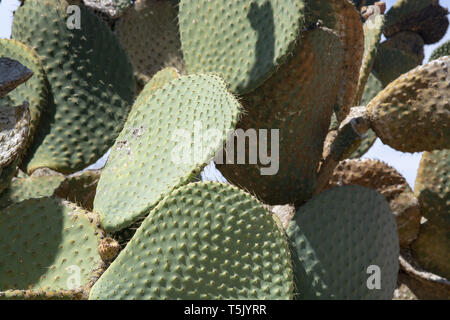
<box><xmin>0</xmin><ymin>0</ymin><xmax>448</xmax><ymax>300</ymax></box>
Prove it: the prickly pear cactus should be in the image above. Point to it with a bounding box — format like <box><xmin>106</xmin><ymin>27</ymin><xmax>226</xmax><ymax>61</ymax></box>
<box><xmin>429</xmin><ymin>39</ymin><xmax>450</xmax><ymax>60</ymax></box>
<box><xmin>90</xmin><ymin>182</ymin><xmax>294</xmax><ymax>300</ymax></box>
<box><xmin>325</xmin><ymin>159</ymin><xmax>421</xmax><ymax>247</ymax></box>
<box><xmin>287</xmin><ymin>185</ymin><xmax>399</xmax><ymax>299</ymax></box>
<box><xmin>0</xmin><ymin>197</ymin><xmax>106</xmax><ymax>296</ymax></box>
<box><xmin>0</xmin><ymin>0</ymin><xmax>449</xmax><ymax>301</ymax></box>
<box><xmin>179</xmin><ymin>0</ymin><xmax>306</xmax><ymax>94</ymax></box>
<box><xmin>0</xmin><ymin>40</ymin><xmax>48</xmax><ymax>145</ymax></box>
<box><xmin>367</xmin><ymin>56</ymin><xmax>450</xmax><ymax>153</ymax></box>
<box><xmin>116</xmin><ymin>0</ymin><xmax>185</xmax><ymax>87</ymax></box>
<box><xmin>383</xmin><ymin>0</ymin><xmax>449</xmax><ymax>44</ymax></box>
<box><xmin>94</xmin><ymin>74</ymin><xmax>242</xmax><ymax>232</ymax></box>
<box><xmin>12</xmin><ymin>0</ymin><xmax>135</xmax><ymax>174</ymax></box>
<box><xmin>0</xmin><ymin>173</ymin><xmax>65</xmax><ymax>209</ymax></box>
<box><xmin>217</xmin><ymin>28</ymin><xmax>344</xmax><ymax>205</ymax></box>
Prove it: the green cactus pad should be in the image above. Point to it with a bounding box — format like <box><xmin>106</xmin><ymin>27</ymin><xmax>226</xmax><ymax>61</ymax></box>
<box><xmin>367</xmin><ymin>56</ymin><xmax>450</xmax><ymax>153</ymax></box>
<box><xmin>217</xmin><ymin>28</ymin><xmax>344</xmax><ymax>205</ymax></box>
<box><xmin>179</xmin><ymin>0</ymin><xmax>306</xmax><ymax>95</ymax></box>
<box><xmin>0</xmin><ymin>57</ymin><xmax>33</xmax><ymax>99</ymax></box>
<box><xmin>0</xmin><ymin>174</ymin><xmax>65</xmax><ymax>209</ymax></box>
<box><xmin>134</xmin><ymin>67</ymin><xmax>180</xmax><ymax>107</ymax></box>
<box><xmin>429</xmin><ymin>39</ymin><xmax>450</xmax><ymax>61</ymax></box>
<box><xmin>0</xmin><ymin>39</ymin><xmax>48</xmax><ymax>145</ymax></box>
<box><xmin>411</xmin><ymin>220</ymin><xmax>450</xmax><ymax>280</ymax></box>
<box><xmin>287</xmin><ymin>185</ymin><xmax>399</xmax><ymax>299</ymax></box>
<box><xmin>304</xmin><ymin>0</ymin><xmax>364</xmax><ymax>121</ymax></box>
<box><xmin>415</xmin><ymin>149</ymin><xmax>449</xmax><ymax>224</ymax></box>
<box><xmin>0</xmin><ymin>104</ymin><xmax>30</xmax><ymax>168</ymax></box>
<box><xmin>325</xmin><ymin>159</ymin><xmax>421</xmax><ymax>247</ymax></box>
<box><xmin>372</xmin><ymin>38</ymin><xmax>423</xmax><ymax>88</ymax></box>
<box><xmin>360</xmin><ymin>72</ymin><xmax>383</xmax><ymax>106</ymax></box>
<box><xmin>12</xmin><ymin>0</ymin><xmax>135</xmax><ymax>174</ymax></box>
<box><xmin>0</xmin><ymin>197</ymin><xmax>105</xmax><ymax>293</ymax></box>
<box><xmin>94</xmin><ymin>74</ymin><xmax>242</xmax><ymax>232</ymax></box>
<box><xmin>90</xmin><ymin>182</ymin><xmax>294</xmax><ymax>300</ymax></box>
<box><xmin>54</xmin><ymin>170</ymin><xmax>101</xmax><ymax>211</ymax></box>
<box><xmin>348</xmin><ymin>129</ymin><xmax>377</xmax><ymax>159</ymax></box>
<box><xmin>116</xmin><ymin>0</ymin><xmax>185</xmax><ymax>87</ymax></box>
<box><xmin>383</xmin><ymin>31</ymin><xmax>425</xmax><ymax>61</ymax></box>
<box><xmin>354</xmin><ymin>12</ymin><xmax>384</xmax><ymax>106</ymax></box>
<box><xmin>384</xmin><ymin>0</ymin><xmax>449</xmax><ymax>44</ymax></box>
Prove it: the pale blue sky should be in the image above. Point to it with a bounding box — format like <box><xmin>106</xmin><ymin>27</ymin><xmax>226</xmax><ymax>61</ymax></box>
<box><xmin>1</xmin><ymin>0</ymin><xmax>449</xmax><ymax>188</ymax></box>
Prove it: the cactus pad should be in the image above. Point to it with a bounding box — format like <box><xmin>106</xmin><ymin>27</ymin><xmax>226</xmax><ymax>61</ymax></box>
<box><xmin>0</xmin><ymin>197</ymin><xmax>105</xmax><ymax>293</ymax></box>
<box><xmin>367</xmin><ymin>56</ymin><xmax>450</xmax><ymax>152</ymax></box>
<box><xmin>217</xmin><ymin>28</ymin><xmax>344</xmax><ymax>205</ymax></box>
<box><xmin>384</xmin><ymin>0</ymin><xmax>449</xmax><ymax>44</ymax></box>
<box><xmin>287</xmin><ymin>185</ymin><xmax>399</xmax><ymax>299</ymax></box>
<box><xmin>429</xmin><ymin>39</ymin><xmax>450</xmax><ymax>61</ymax></box>
<box><xmin>354</xmin><ymin>13</ymin><xmax>384</xmax><ymax>106</ymax></box>
<box><xmin>325</xmin><ymin>159</ymin><xmax>421</xmax><ymax>247</ymax></box>
<box><xmin>304</xmin><ymin>0</ymin><xmax>364</xmax><ymax>120</ymax></box>
<box><xmin>116</xmin><ymin>0</ymin><xmax>185</xmax><ymax>87</ymax></box>
<box><xmin>134</xmin><ymin>67</ymin><xmax>180</xmax><ymax>107</ymax></box>
<box><xmin>372</xmin><ymin>36</ymin><xmax>424</xmax><ymax>88</ymax></box>
<box><xmin>54</xmin><ymin>170</ymin><xmax>101</xmax><ymax>211</ymax></box>
<box><xmin>414</xmin><ymin>149</ymin><xmax>449</xmax><ymax>224</ymax></box>
<box><xmin>94</xmin><ymin>74</ymin><xmax>242</xmax><ymax>232</ymax></box>
<box><xmin>0</xmin><ymin>174</ymin><xmax>65</xmax><ymax>209</ymax></box>
<box><xmin>179</xmin><ymin>0</ymin><xmax>306</xmax><ymax>94</ymax></box>
<box><xmin>0</xmin><ymin>39</ymin><xmax>48</xmax><ymax>144</ymax></box>
<box><xmin>411</xmin><ymin>221</ymin><xmax>450</xmax><ymax>280</ymax></box>
<box><xmin>12</xmin><ymin>0</ymin><xmax>135</xmax><ymax>174</ymax></box>
<box><xmin>90</xmin><ymin>182</ymin><xmax>294</xmax><ymax>300</ymax></box>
